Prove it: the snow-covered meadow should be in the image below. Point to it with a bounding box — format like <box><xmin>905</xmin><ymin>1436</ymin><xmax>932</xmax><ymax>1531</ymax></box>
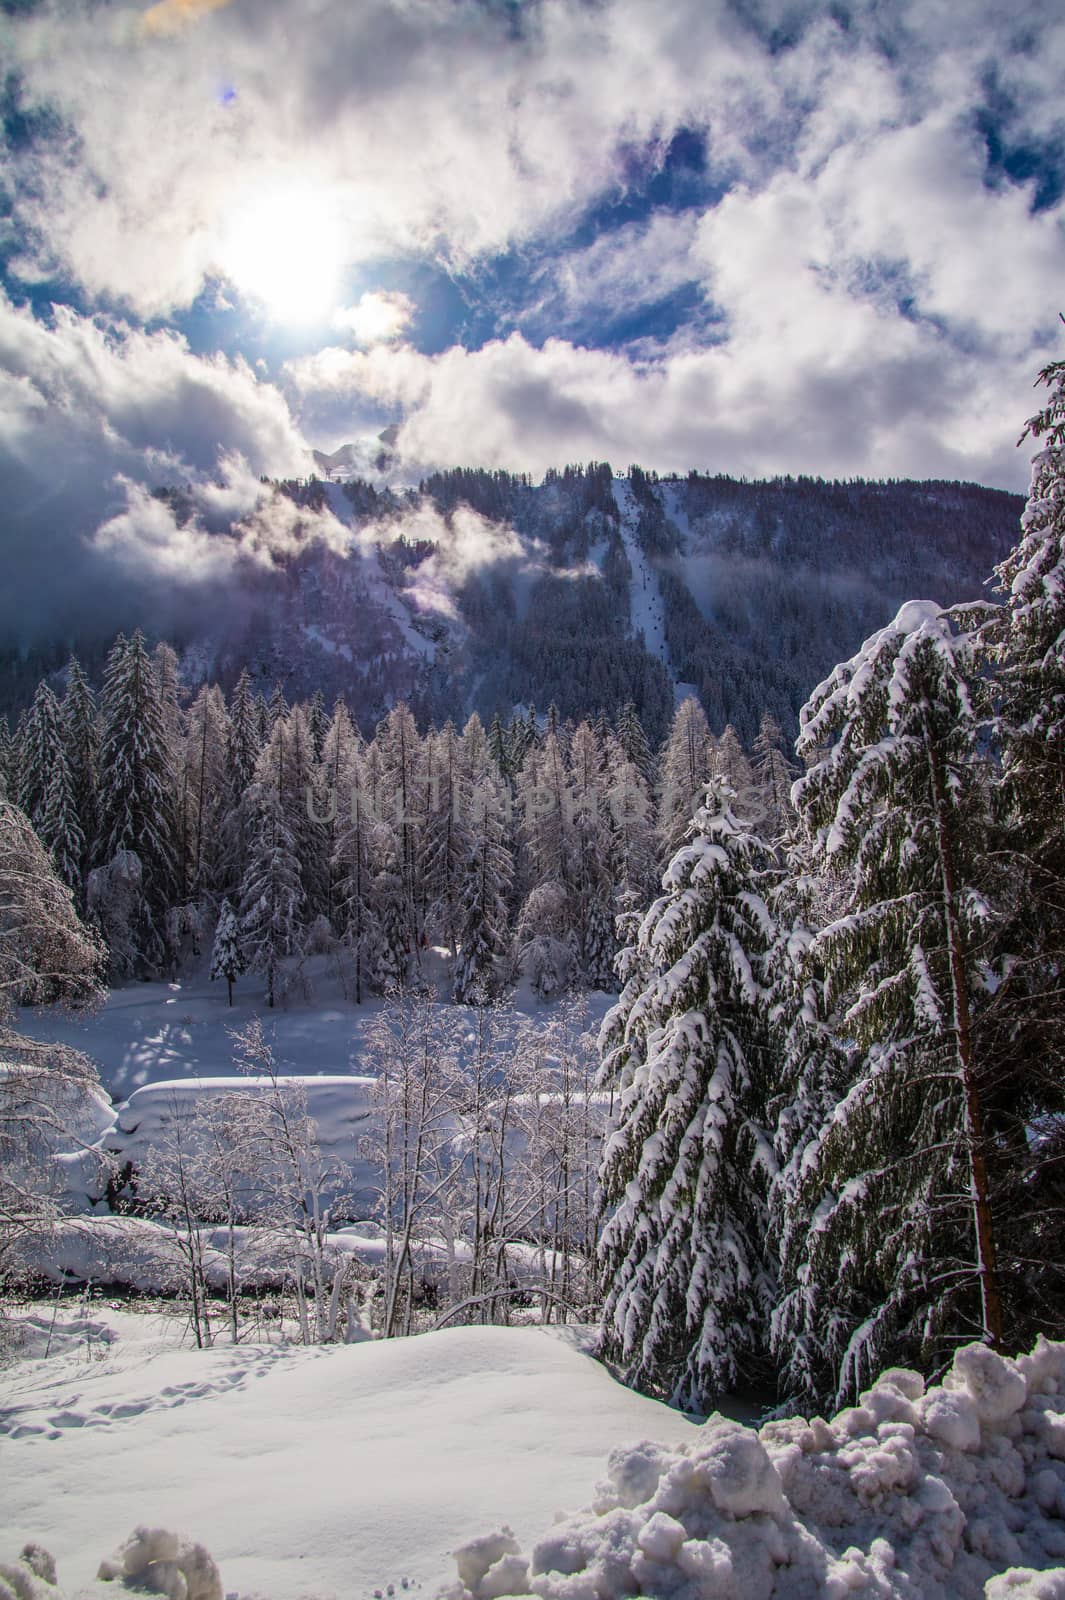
<box><xmin>6</xmin><ymin>1308</ymin><xmax>1065</xmax><ymax>1600</ymax></box>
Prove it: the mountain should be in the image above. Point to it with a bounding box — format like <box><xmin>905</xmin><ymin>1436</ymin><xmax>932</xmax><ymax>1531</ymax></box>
<box><xmin>0</xmin><ymin>463</ymin><xmax>1023</xmax><ymax>745</ymax></box>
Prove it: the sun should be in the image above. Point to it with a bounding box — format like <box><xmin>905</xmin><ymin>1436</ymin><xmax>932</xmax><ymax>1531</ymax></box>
<box><xmin>216</xmin><ymin>180</ymin><xmax>345</xmax><ymax>325</ymax></box>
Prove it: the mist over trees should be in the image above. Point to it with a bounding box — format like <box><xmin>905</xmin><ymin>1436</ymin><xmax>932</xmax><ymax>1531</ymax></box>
<box><xmin>0</xmin><ymin>464</ymin><xmax>1021</xmax><ymax>751</ymax></box>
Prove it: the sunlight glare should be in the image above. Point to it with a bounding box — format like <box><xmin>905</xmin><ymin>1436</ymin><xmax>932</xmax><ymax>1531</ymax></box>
<box><xmin>218</xmin><ymin>181</ymin><xmax>345</xmax><ymax>325</ymax></box>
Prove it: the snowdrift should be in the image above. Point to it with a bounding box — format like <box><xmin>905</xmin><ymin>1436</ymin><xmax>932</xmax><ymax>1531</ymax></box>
<box><xmin>8</xmin><ymin>1314</ymin><xmax>1065</xmax><ymax>1599</ymax></box>
<box><xmin>441</xmin><ymin>1339</ymin><xmax>1065</xmax><ymax>1600</ymax></box>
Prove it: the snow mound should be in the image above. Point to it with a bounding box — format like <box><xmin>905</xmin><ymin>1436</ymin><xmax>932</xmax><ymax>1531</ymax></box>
<box><xmin>97</xmin><ymin>1527</ymin><xmax>222</xmax><ymax>1600</ymax></box>
<box><xmin>0</xmin><ymin>1545</ymin><xmax>59</xmax><ymax>1600</ymax></box>
<box><xmin>440</xmin><ymin>1337</ymin><xmax>1065</xmax><ymax>1600</ymax></box>
<box><xmin>0</xmin><ymin>1532</ymin><xmax>222</xmax><ymax>1600</ymax></box>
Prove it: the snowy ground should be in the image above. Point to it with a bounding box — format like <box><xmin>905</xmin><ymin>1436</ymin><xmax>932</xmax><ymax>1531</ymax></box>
<box><xmin>6</xmin><ymin>1310</ymin><xmax>1065</xmax><ymax>1600</ymax></box>
<box><xmin>1</xmin><ymin>1309</ymin><xmax>697</xmax><ymax>1599</ymax></box>
<box><xmin>14</xmin><ymin>958</ymin><xmax>614</xmax><ymax>1103</ymax></box>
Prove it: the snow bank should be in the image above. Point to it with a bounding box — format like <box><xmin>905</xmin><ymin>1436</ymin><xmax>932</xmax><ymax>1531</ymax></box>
<box><xmin>441</xmin><ymin>1338</ymin><xmax>1065</xmax><ymax>1600</ymax></box>
<box><xmin>0</xmin><ymin>1530</ymin><xmax>221</xmax><ymax>1600</ymax></box>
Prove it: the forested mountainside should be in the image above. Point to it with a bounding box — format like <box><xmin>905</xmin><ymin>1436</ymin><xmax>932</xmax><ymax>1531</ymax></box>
<box><xmin>0</xmin><ymin>464</ymin><xmax>1022</xmax><ymax>744</ymax></box>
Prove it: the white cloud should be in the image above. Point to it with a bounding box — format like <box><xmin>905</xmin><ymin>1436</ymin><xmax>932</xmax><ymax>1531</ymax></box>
<box><xmin>333</xmin><ymin>291</ymin><xmax>415</xmax><ymax>347</ymax></box>
<box><xmin>0</xmin><ymin>290</ymin><xmax>316</xmax><ymax>642</ymax></box>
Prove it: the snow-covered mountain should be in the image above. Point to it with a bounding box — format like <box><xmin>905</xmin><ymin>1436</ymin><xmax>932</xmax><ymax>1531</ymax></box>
<box><xmin>0</xmin><ymin>464</ymin><xmax>1023</xmax><ymax>744</ymax></box>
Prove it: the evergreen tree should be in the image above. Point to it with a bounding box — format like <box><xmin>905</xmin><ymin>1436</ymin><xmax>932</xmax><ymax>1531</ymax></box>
<box><xmin>375</xmin><ymin>703</ymin><xmax>425</xmax><ymax>953</ymax></box>
<box><xmin>37</xmin><ymin>749</ymin><xmax>84</xmax><ymax>895</ymax></box>
<box><xmin>178</xmin><ymin>684</ymin><xmax>230</xmax><ymax>903</ymax></box>
<box><xmin>751</xmin><ymin>711</ymin><xmax>796</xmax><ymax>840</ymax></box>
<box><xmin>789</xmin><ymin>600</ymin><xmax>1003</xmax><ymax>1401</ymax></box>
<box><xmin>333</xmin><ymin>745</ymin><xmax>377</xmax><ymax>1004</ymax></box>
<box><xmin>227</xmin><ymin>670</ymin><xmax>262</xmax><ymax>797</ymax></box>
<box><xmin>423</xmin><ymin>722</ymin><xmax>472</xmax><ymax>955</ymax></box>
<box><xmin>657</xmin><ymin>695</ymin><xmax>712</xmax><ymax>860</ymax></box>
<box><xmin>61</xmin><ymin>656</ymin><xmax>99</xmax><ymax>874</ymax></box>
<box><xmin>18</xmin><ymin>682</ymin><xmax>66</xmax><ymax>831</ymax></box>
<box><xmin>569</xmin><ymin>722</ymin><xmax>615</xmax><ymax>989</ymax></box>
<box><xmin>238</xmin><ymin>773</ymin><xmax>303</xmax><ymax>1009</ymax></box>
<box><xmin>209</xmin><ymin>898</ymin><xmax>244</xmax><ymax>1005</ymax></box>
<box><xmin>487</xmin><ymin>713</ymin><xmax>511</xmax><ymax>784</ymax></box>
<box><xmin>95</xmin><ymin>631</ymin><xmax>179</xmax><ymax>966</ymax></box>
<box><xmin>453</xmin><ymin>773</ymin><xmax>513</xmax><ymax>1004</ymax></box>
<box><xmin>765</xmin><ymin>870</ymin><xmax>854</xmax><ymax>1409</ymax></box>
<box><xmin>598</xmin><ymin>779</ymin><xmax>778</xmax><ymax>1406</ymax></box>
<box><xmin>308</xmin><ymin>688</ymin><xmax>329</xmax><ymax>763</ymax></box>
<box><xmin>980</xmin><ymin>352</ymin><xmax>1065</xmax><ymax>1345</ymax></box>
<box><xmin>616</xmin><ymin>701</ymin><xmax>655</xmax><ymax>788</ymax></box>
<box><xmin>268</xmin><ymin>680</ymin><xmax>289</xmax><ymax>728</ymax></box>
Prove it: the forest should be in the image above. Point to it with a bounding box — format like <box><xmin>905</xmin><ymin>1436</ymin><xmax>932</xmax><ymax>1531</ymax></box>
<box><xmin>1</xmin><ymin>356</ymin><xmax>1063</xmax><ymax>1426</ymax></box>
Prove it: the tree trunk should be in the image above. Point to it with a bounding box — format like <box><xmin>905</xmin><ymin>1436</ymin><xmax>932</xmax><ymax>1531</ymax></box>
<box><xmin>926</xmin><ymin>728</ymin><xmax>1004</xmax><ymax>1348</ymax></box>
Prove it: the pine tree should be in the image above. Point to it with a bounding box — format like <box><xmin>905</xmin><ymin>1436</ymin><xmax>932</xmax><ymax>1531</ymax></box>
<box><xmin>598</xmin><ymin>779</ymin><xmax>778</xmax><ymax>1407</ymax></box>
<box><xmin>569</xmin><ymin>722</ymin><xmax>615</xmax><ymax>989</ymax></box>
<box><xmin>238</xmin><ymin>775</ymin><xmax>303</xmax><ymax>1009</ymax></box>
<box><xmin>18</xmin><ymin>682</ymin><xmax>66</xmax><ymax>831</ymax></box>
<box><xmin>789</xmin><ymin>599</ymin><xmax>1004</xmax><ymax>1401</ymax></box>
<box><xmin>308</xmin><ymin>688</ymin><xmax>329</xmax><ymax>763</ymax></box>
<box><xmin>979</xmin><ymin>352</ymin><xmax>1065</xmax><ymax>1345</ymax></box>
<box><xmin>37</xmin><ymin>750</ymin><xmax>84</xmax><ymax>895</ymax></box>
<box><xmin>751</xmin><ymin>711</ymin><xmax>796</xmax><ymax>840</ymax></box>
<box><xmin>268</xmin><ymin>680</ymin><xmax>289</xmax><ymax>728</ymax></box>
<box><xmin>657</xmin><ymin>695</ymin><xmax>712</xmax><ymax>861</ymax></box>
<box><xmin>96</xmin><ymin>631</ymin><xmax>179</xmax><ymax>967</ymax></box>
<box><xmin>616</xmin><ymin>701</ymin><xmax>655</xmax><ymax>788</ymax></box>
<box><xmin>423</xmin><ymin>721</ymin><xmax>472</xmax><ymax>955</ymax></box>
<box><xmin>220</xmin><ymin>668</ymin><xmax>262</xmax><ymax>898</ymax></box>
<box><xmin>179</xmin><ymin>684</ymin><xmax>230</xmax><ymax>903</ymax></box>
<box><xmin>487</xmin><ymin>713</ymin><xmax>511</xmax><ymax>783</ymax></box>
<box><xmin>333</xmin><ymin>744</ymin><xmax>377</xmax><ymax>1004</ymax></box>
<box><xmin>210</xmin><ymin>898</ymin><xmax>244</xmax><ymax>1005</ymax></box>
<box><xmin>764</xmin><ymin>870</ymin><xmax>854</xmax><ymax>1410</ymax></box>
<box><xmin>453</xmin><ymin>773</ymin><xmax>513</xmax><ymax>1004</ymax></box>
<box><xmin>375</xmin><ymin>703</ymin><xmax>425</xmax><ymax>953</ymax></box>
<box><xmin>61</xmin><ymin>656</ymin><xmax>99</xmax><ymax>875</ymax></box>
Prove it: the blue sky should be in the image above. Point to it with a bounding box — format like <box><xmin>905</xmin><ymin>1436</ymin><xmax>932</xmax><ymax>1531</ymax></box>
<box><xmin>0</xmin><ymin>0</ymin><xmax>1062</xmax><ymax>640</ymax></box>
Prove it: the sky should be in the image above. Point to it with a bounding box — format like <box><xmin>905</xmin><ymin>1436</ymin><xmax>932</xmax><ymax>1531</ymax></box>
<box><xmin>0</xmin><ymin>0</ymin><xmax>1063</xmax><ymax>646</ymax></box>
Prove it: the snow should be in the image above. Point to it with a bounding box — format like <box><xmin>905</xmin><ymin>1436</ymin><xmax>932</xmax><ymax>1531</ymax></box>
<box><xmin>440</xmin><ymin>1337</ymin><xmax>1065</xmax><ymax>1599</ymax></box>
<box><xmin>8</xmin><ymin>1318</ymin><xmax>1065</xmax><ymax>1600</ymax></box>
<box><xmin>1</xmin><ymin>1313</ymin><xmax>697</xmax><ymax>1600</ymax></box>
<box><xmin>102</xmin><ymin>1073</ymin><xmax>380</xmax><ymax>1213</ymax></box>
<box><xmin>611</xmin><ymin>480</ymin><xmax>671</xmax><ymax>669</ymax></box>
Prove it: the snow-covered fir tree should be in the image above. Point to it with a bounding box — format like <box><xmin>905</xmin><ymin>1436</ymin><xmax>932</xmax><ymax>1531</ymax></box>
<box><xmin>17</xmin><ymin>682</ymin><xmax>66</xmax><ymax>832</ymax></box>
<box><xmin>656</xmin><ymin>695</ymin><xmax>712</xmax><ymax>861</ymax></box>
<box><xmin>95</xmin><ymin>631</ymin><xmax>179</xmax><ymax>968</ymax></box>
<box><xmin>751</xmin><ymin>711</ymin><xmax>796</xmax><ymax>841</ymax></box>
<box><xmin>37</xmin><ymin>749</ymin><xmax>84</xmax><ymax>895</ymax></box>
<box><xmin>423</xmin><ymin>721</ymin><xmax>473</xmax><ymax>955</ymax></box>
<box><xmin>210</xmin><ymin>898</ymin><xmax>244</xmax><ymax>1006</ymax></box>
<box><xmin>789</xmin><ymin>600</ymin><xmax>1003</xmax><ymax>1401</ymax></box>
<box><xmin>332</xmin><ymin>744</ymin><xmax>377</xmax><ymax>1004</ymax></box>
<box><xmin>60</xmin><ymin>656</ymin><xmax>99</xmax><ymax>878</ymax></box>
<box><xmin>238</xmin><ymin>764</ymin><xmax>303</xmax><ymax>1009</ymax></box>
<box><xmin>980</xmin><ymin>353</ymin><xmax>1065</xmax><ymax>1344</ymax></box>
<box><xmin>598</xmin><ymin>778</ymin><xmax>778</xmax><ymax>1407</ymax></box>
<box><xmin>453</xmin><ymin>772</ymin><xmax>513</xmax><ymax>1004</ymax></box>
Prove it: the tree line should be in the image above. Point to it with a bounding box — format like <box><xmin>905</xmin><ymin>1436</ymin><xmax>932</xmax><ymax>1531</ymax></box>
<box><xmin>0</xmin><ymin>651</ymin><xmax>795</xmax><ymax>1008</ymax></box>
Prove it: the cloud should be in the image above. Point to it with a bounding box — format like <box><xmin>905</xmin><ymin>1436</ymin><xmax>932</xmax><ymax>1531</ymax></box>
<box><xmin>0</xmin><ymin>291</ymin><xmax>315</xmax><ymax>645</ymax></box>
<box><xmin>3</xmin><ymin>0</ymin><xmax>767</xmax><ymax>316</ymax></box>
<box><xmin>3</xmin><ymin>0</ymin><xmax>1064</xmax><ymax>519</ymax></box>
<box><xmin>333</xmin><ymin>291</ymin><xmax>415</xmax><ymax>347</ymax></box>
